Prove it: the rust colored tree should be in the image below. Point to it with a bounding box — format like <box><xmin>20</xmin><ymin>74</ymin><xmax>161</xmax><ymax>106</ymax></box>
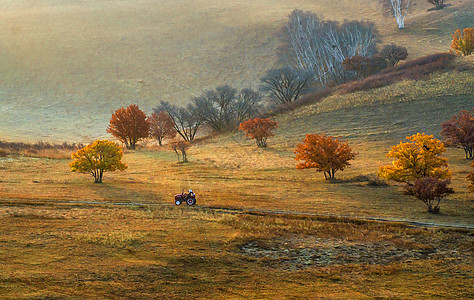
<box><xmin>403</xmin><ymin>177</ymin><xmax>454</xmax><ymax>214</ymax></box>
<box><xmin>441</xmin><ymin>108</ymin><xmax>474</xmax><ymax>159</ymax></box>
<box><xmin>148</xmin><ymin>111</ymin><xmax>177</xmax><ymax>146</ymax></box>
<box><xmin>450</xmin><ymin>28</ymin><xmax>473</xmax><ymax>56</ymax></box>
<box><xmin>107</xmin><ymin>104</ymin><xmax>150</xmax><ymax>150</ymax></box>
<box><xmin>295</xmin><ymin>134</ymin><xmax>355</xmax><ymax>180</ymax></box>
<box><xmin>239</xmin><ymin>118</ymin><xmax>278</xmax><ymax>148</ymax></box>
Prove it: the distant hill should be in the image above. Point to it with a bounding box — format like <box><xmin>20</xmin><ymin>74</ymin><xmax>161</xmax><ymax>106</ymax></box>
<box><xmin>0</xmin><ymin>0</ymin><xmax>472</xmax><ymax>142</ymax></box>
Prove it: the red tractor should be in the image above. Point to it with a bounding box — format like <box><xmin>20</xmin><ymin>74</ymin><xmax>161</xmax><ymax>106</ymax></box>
<box><xmin>174</xmin><ymin>190</ymin><xmax>196</xmax><ymax>206</ymax></box>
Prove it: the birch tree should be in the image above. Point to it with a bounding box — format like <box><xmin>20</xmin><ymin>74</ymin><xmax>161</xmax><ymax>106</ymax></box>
<box><xmin>383</xmin><ymin>0</ymin><xmax>412</xmax><ymax>29</ymax></box>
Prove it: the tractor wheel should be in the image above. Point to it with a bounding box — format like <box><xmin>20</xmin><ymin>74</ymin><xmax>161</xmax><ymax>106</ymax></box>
<box><xmin>175</xmin><ymin>199</ymin><xmax>182</xmax><ymax>206</ymax></box>
<box><xmin>186</xmin><ymin>198</ymin><xmax>196</xmax><ymax>206</ymax></box>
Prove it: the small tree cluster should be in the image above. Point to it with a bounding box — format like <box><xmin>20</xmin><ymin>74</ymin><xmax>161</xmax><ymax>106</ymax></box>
<box><xmin>172</xmin><ymin>141</ymin><xmax>189</xmax><ymax>163</ymax></box>
<box><xmin>107</xmin><ymin>104</ymin><xmax>150</xmax><ymax>150</ymax></box>
<box><xmin>450</xmin><ymin>28</ymin><xmax>473</xmax><ymax>56</ymax></box>
<box><xmin>193</xmin><ymin>85</ymin><xmax>261</xmax><ymax>132</ymax></box>
<box><xmin>379</xmin><ymin>133</ymin><xmax>453</xmax><ymax>213</ymax></box>
<box><xmin>239</xmin><ymin>118</ymin><xmax>278</xmax><ymax>148</ymax></box>
<box><xmin>284</xmin><ymin>10</ymin><xmax>378</xmax><ymax>87</ymax></box>
<box><xmin>441</xmin><ymin>108</ymin><xmax>474</xmax><ymax>159</ymax></box>
<box><xmin>70</xmin><ymin>140</ymin><xmax>127</xmax><ymax>183</ymax></box>
<box><xmin>295</xmin><ymin>134</ymin><xmax>355</xmax><ymax>180</ymax></box>
<box><xmin>403</xmin><ymin>177</ymin><xmax>454</xmax><ymax>214</ymax></box>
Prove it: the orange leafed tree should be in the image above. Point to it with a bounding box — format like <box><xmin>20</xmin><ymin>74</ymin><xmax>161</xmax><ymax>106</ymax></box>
<box><xmin>295</xmin><ymin>134</ymin><xmax>355</xmax><ymax>180</ymax></box>
<box><xmin>440</xmin><ymin>108</ymin><xmax>474</xmax><ymax>159</ymax></box>
<box><xmin>148</xmin><ymin>111</ymin><xmax>177</xmax><ymax>146</ymax></box>
<box><xmin>450</xmin><ymin>28</ymin><xmax>473</xmax><ymax>56</ymax></box>
<box><xmin>239</xmin><ymin>117</ymin><xmax>278</xmax><ymax>148</ymax></box>
<box><xmin>107</xmin><ymin>104</ymin><xmax>150</xmax><ymax>150</ymax></box>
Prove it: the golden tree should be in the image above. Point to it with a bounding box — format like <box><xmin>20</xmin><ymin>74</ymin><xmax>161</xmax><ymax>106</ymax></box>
<box><xmin>239</xmin><ymin>117</ymin><xmax>278</xmax><ymax>148</ymax></box>
<box><xmin>70</xmin><ymin>140</ymin><xmax>127</xmax><ymax>183</ymax></box>
<box><xmin>450</xmin><ymin>28</ymin><xmax>473</xmax><ymax>56</ymax></box>
<box><xmin>148</xmin><ymin>111</ymin><xmax>177</xmax><ymax>146</ymax></box>
<box><xmin>107</xmin><ymin>104</ymin><xmax>150</xmax><ymax>150</ymax></box>
<box><xmin>295</xmin><ymin>134</ymin><xmax>355</xmax><ymax>180</ymax></box>
<box><xmin>378</xmin><ymin>133</ymin><xmax>451</xmax><ymax>183</ymax></box>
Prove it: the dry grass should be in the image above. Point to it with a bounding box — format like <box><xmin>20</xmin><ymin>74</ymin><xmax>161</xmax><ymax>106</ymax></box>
<box><xmin>0</xmin><ymin>204</ymin><xmax>471</xmax><ymax>299</ymax></box>
<box><xmin>1</xmin><ymin>0</ymin><xmax>472</xmax><ymax>142</ymax></box>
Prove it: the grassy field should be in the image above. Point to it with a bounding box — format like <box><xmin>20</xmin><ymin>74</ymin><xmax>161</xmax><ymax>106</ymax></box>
<box><xmin>1</xmin><ymin>0</ymin><xmax>473</xmax><ymax>142</ymax></box>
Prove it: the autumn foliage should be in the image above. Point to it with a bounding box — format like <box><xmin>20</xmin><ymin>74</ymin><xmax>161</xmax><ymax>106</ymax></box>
<box><xmin>440</xmin><ymin>108</ymin><xmax>474</xmax><ymax>159</ymax></box>
<box><xmin>70</xmin><ymin>140</ymin><xmax>127</xmax><ymax>183</ymax></box>
<box><xmin>403</xmin><ymin>177</ymin><xmax>454</xmax><ymax>214</ymax></box>
<box><xmin>148</xmin><ymin>111</ymin><xmax>177</xmax><ymax>146</ymax></box>
<box><xmin>239</xmin><ymin>118</ymin><xmax>278</xmax><ymax>148</ymax></box>
<box><xmin>295</xmin><ymin>134</ymin><xmax>355</xmax><ymax>180</ymax></box>
<box><xmin>378</xmin><ymin>133</ymin><xmax>451</xmax><ymax>183</ymax></box>
<box><xmin>107</xmin><ymin>104</ymin><xmax>150</xmax><ymax>150</ymax></box>
<box><xmin>450</xmin><ymin>28</ymin><xmax>473</xmax><ymax>56</ymax></box>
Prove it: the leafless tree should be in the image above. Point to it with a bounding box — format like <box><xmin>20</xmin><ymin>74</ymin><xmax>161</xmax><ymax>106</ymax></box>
<box><xmin>381</xmin><ymin>0</ymin><xmax>412</xmax><ymax>29</ymax></box>
<box><xmin>260</xmin><ymin>67</ymin><xmax>310</xmax><ymax>107</ymax></box>
<box><xmin>155</xmin><ymin>101</ymin><xmax>201</xmax><ymax>142</ymax></box>
<box><xmin>236</xmin><ymin>88</ymin><xmax>262</xmax><ymax>123</ymax></box>
<box><xmin>193</xmin><ymin>85</ymin><xmax>237</xmax><ymax>132</ymax></box>
<box><xmin>285</xmin><ymin>10</ymin><xmax>378</xmax><ymax>87</ymax></box>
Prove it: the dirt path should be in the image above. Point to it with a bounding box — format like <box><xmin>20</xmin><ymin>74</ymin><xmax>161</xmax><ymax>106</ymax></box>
<box><xmin>1</xmin><ymin>197</ymin><xmax>473</xmax><ymax>230</ymax></box>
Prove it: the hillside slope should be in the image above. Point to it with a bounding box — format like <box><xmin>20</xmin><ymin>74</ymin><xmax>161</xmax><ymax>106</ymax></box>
<box><xmin>0</xmin><ymin>0</ymin><xmax>472</xmax><ymax>142</ymax></box>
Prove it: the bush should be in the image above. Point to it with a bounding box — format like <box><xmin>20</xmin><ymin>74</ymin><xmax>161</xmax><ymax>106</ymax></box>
<box><xmin>403</xmin><ymin>177</ymin><xmax>454</xmax><ymax>214</ymax></box>
<box><xmin>342</xmin><ymin>55</ymin><xmax>388</xmax><ymax>78</ymax></box>
<box><xmin>468</xmin><ymin>162</ymin><xmax>474</xmax><ymax>192</ymax></box>
<box><xmin>427</xmin><ymin>0</ymin><xmax>445</xmax><ymax>10</ymax></box>
<box><xmin>380</xmin><ymin>44</ymin><xmax>408</xmax><ymax>66</ymax></box>
<box><xmin>450</xmin><ymin>28</ymin><xmax>473</xmax><ymax>56</ymax></box>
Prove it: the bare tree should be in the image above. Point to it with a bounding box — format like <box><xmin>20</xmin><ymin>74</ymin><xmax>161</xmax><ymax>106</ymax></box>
<box><xmin>381</xmin><ymin>0</ymin><xmax>412</xmax><ymax>29</ymax></box>
<box><xmin>284</xmin><ymin>10</ymin><xmax>378</xmax><ymax>87</ymax></box>
<box><xmin>380</xmin><ymin>44</ymin><xmax>408</xmax><ymax>66</ymax></box>
<box><xmin>193</xmin><ymin>85</ymin><xmax>237</xmax><ymax>132</ymax></box>
<box><xmin>155</xmin><ymin>101</ymin><xmax>201</xmax><ymax>142</ymax></box>
<box><xmin>260</xmin><ymin>67</ymin><xmax>310</xmax><ymax>107</ymax></box>
<box><xmin>236</xmin><ymin>88</ymin><xmax>262</xmax><ymax>123</ymax></box>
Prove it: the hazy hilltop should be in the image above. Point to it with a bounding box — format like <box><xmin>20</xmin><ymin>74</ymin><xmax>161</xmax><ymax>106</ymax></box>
<box><xmin>0</xmin><ymin>0</ymin><xmax>472</xmax><ymax>142</ymax></box>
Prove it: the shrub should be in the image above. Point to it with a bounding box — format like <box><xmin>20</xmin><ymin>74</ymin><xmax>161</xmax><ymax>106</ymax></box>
<box><xmin>295</xmin><ymin>134</ymin><xmax>355</xmax><ymax>180</ymax></box>
<box><xmin>450</xmin><ymin>28</ymin><xmax>473</xmax><ymax>56</ymax></box>
<box><xmin>70</xmin><ymin>140</ymin><xmax>127</xmax><ymax>183</ymax></box>
<box><xmin>342</xmin><ymin>55</ymin><xmax>388</xmax><ymax>78</ymax></box>
<box><xmin>380</xmin><ymin>44</ymin><xmax>408</xmax><ymax>66</ymax></box>
<box><xmin>239</xmin><ymin>118</ymin><xmax>278</xmax><ymax>148</ymax></box>
<box><xmin>378</xmin><ymin>133</ymin><xmax>451</xmax><ymax>184</ymax></box>
<box><xmin>440</xmin><ymin>108</ymin><xmax>474</xmax><ymax>159</ymax></box>
<box><xmin>107</xmin><ymin>104</ymin><xmax>150</xmax><ymax>150</ymax></box>
<box><xmin>403</xmin><ymin>177</ymin><xmax>453</xmax><ymax>214</ymax></box>
<box><xmin>171</xmin><ymin>141</ymin><xmax>189</xmax><ymax>163</ymax></box>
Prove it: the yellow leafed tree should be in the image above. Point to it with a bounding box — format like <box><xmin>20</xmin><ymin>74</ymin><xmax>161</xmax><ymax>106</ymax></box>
<box><xmin>378</xmin><ymin>133</ymin><xmax>450</xmax><ymax>183</ymax></box>
<box><xmin>70</xmin><ymin>140</ymin><xmax>127</xmax><ymax>183</ymax></box>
